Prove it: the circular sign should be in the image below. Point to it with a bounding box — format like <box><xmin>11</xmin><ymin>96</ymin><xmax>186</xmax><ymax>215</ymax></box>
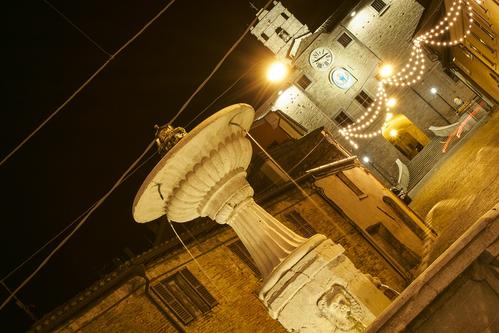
<box><xmin>330</xmin><ymin>67</ymin><xmax>356</xmax><ymax>89</ymax></box>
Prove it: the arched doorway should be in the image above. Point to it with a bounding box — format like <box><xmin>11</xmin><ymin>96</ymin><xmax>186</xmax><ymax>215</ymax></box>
<box><xmin>382</xmin><ymin>115</ymin><xmax>429</xmax><ymax>160</ymax></box>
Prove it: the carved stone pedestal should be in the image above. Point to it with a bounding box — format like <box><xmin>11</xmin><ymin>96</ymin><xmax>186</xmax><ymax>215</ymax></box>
<box><xmin>261</xmin><ymin>237</ymin><xmax>390</xmax><ymax>332</ymax></box>
<box><xmin>133</xmin><ymin>104</ymin><xmax>390</xmax><ymax>332</ymax></box>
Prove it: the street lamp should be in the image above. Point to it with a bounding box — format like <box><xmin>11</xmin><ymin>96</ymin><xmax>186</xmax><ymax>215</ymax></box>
<box><xmin>386</xmin><ymin>97</ymin><xmax>397</xmax><ymax>107</ymax></box>
<box><xmin>266</xmin><ymin>61</ymin><xmax>288</xmax><ymax>82</ymax></box>
<box><xmin>379</xmin><ymin>64</ymin><xmax>394</xmax><ymax>78</ymax></box>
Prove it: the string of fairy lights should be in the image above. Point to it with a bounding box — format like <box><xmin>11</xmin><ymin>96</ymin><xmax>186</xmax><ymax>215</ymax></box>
<box><xmin>339</xmin><ymin>0</ymin><xmax>474</xmax><ymax>149</ymax></box>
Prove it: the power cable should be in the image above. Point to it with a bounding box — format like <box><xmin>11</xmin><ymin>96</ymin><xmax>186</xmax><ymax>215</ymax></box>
<box><xmin>0</xmin><ymin>0</ymin><xmax>177</xmax><ymax>167</ymax></box>
<box><xmin>184</xmin><ymin>63</ymin><xmax>259</xmax><ymax>129</ymax></box>
<box><xmin>0</xmin><ymin>151</ymin><xmax>157</xmax><ymax>284</ymax></box>
<box><xmin>167</xmin><ymin>0</ymin><xmax>274</xmax><ymax>126</ymax></box>
<box><xmin>42</xmin><ymin>0</ymin><xmax>111</xmax><ymax>57</ymax></box>
<box><xmin>0</xmin><ymin>0</ymin><xmax>273</xmax><ymax>312</ymax></box>
<box><xmin>0</xmin><ymin>140</ymin><xmax>156</xmax><ymax>311</ymax></box>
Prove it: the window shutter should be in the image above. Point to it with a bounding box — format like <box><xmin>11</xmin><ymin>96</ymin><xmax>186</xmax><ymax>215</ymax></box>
<box><xmin>153</xmin><ymin>283</ymin><xmax>195</xmax><ymax>324</ymax></box>
<box><xmin>180</xmin><ymin>268</ymin><xmax>218</xmax><ymax>308</ymax></box>
<box><xmin>371</xmin><ymin>0</ymin><xmax>387</xmax><ymax>13</ymax></box>
<box><xmin>338</xmin><ymin>33</ymin><xmax>353</xmax><ymax>47</ymax></box>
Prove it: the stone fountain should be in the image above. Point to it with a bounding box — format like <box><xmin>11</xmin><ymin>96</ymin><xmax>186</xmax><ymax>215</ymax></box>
<box><xmin>133</xmin><ymin>104</ymin><xmax>390</xmax><ymax>332</ymax></box>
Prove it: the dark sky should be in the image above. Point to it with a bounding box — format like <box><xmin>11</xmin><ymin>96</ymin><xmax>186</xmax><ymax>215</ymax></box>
<box><xmin>1</xmin><ymin>0</ymin><xmax>355</xmax><ymax>330</ymax></box>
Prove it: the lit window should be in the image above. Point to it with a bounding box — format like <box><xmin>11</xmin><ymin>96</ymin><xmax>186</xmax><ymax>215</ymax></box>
<box><xmin>152</xmin><ymin>268</ymin><xmax>217</xmax><ymax>324</ymax></box>
<box><xmin>337</xmin><ymin>33</ymin><xmax>353</xmax><ymax>48</ymax></box>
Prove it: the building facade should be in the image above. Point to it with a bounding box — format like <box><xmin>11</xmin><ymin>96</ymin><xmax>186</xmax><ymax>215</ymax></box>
<box><xmin>445</xmin><ymin>0</ymin><xmax>499</xmax><ymax>103</ymax></box>
<box><xmin>30</xmin><ymin>129</ymin><xmax>433</xmax><ymax>333</ymax></box>
<box><xmin>251</xmin><ymin>0</ymin><xmax>486</xmax><ymax>190</ymax></box>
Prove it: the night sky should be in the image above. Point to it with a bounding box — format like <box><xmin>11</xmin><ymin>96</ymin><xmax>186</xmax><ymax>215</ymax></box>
<box><xmin>1</xmin><ymin>1</ymin><xmax>355</xmax><ymax>330</ymax></box>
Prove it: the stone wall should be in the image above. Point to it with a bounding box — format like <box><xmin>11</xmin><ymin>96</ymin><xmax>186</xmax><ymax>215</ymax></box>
<box><xmin>39</xmin><ymin>163</ymin><xmax>429</xmax><ymax>333</ymax></box>
<box><xmin>51</xmin><ymin>228</ymin><xmax>287</xmax><ymax>333</ymax></box>
<box><xmin>256</xmin><ymin>0</ymin><xmax>477</xmax><ymax>183</ymax></box>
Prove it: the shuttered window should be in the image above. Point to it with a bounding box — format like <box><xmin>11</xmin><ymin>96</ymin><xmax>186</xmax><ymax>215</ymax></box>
<box><xmin>228</xmin><ymin>240</ymin><xmax>261</xmax><ymax>277</ymax></box>
<box><xmin>152</xmin><ymin>268</ymin><xmax>217</xmax><ymax>325</ymax></box>
<box><xmin>285</xmin><ymin>210</ymin><xmax>316</xmax><ymax>237</ymax></box>
<box><xmin>337</xmin><ymin>33</ymin><xmax>353</xmax><ymax>48</ymax></box>
<box><xmin>371</xmin><ymin>0</ymin><xmax>387</xmax><ymax>13</ymax></box>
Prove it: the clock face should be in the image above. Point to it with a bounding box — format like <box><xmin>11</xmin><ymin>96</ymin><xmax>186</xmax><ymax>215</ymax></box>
<box><xmin>309</xmin><ymin>47</ymin><xmax>334</xmax><ymax>71</ymax></box>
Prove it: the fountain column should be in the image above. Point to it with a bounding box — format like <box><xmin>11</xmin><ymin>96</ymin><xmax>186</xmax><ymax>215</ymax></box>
<box><xmin>133</xmin><ymin>104</ymin><xmax>390</xmax><ymax>332</ymax></box>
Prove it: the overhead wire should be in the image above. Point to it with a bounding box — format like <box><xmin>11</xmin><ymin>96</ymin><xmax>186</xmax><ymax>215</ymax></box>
<box><xmin>42</xmin><ymin>0</ymin><xmax>111</xmax><ymax>57</ymax></box>
<box><xmin>0</xmin><ymin>140</ymin><xmax>156</xmax><ymax>311</ymax></box>
<box><xmin>0</xmin><ymin>0</ymin><xmax>177</xmax><ymax>167</ymax></box>
<box><xmin>1</xmin><ymin>0</ymin><xmax>275</xmax><ymax>312</ymax></box>
<box><xmin>167</xmin><ymin>0</ymin><xmax>274</xmax><ymax>126</ymax></box>
<box><xmin>0</xmin><ymin>150</ymin><xmax>157</xmax><ymax>284</ymax></box>
<box><xmin>184</xmin><ymin>62</ymin><xmax>259</xmax><ymax>129</ymax></box>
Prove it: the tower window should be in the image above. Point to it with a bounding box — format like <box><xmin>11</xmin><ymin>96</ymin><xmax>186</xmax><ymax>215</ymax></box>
<box><xmin>276</xmin><ymin>27</ymin><xmax>291</xmax><ymax>42</ymax></box>
<box><xmin>297</xmin><ymin>74</ymin><xmax>312</xmax><ymax>90</ymax></box>
<box><xmin>228</xmin><ymin>240</ymin><xmax>261</xmax><ymax>277</ymax></box>
<box><xmin>371</xmin><ymin>0</ymin><xmax>387</xmax><ymax>13</ymax></box>
<box><xmin>337</xmin><ymin>33</ymin><xmax>353</xmax><ymax>48</ymax></box>
<box><xmin>152</xmin><ymin>268</ymin><xmax>217</xmax><ymax>325</ymax></box>
<box><xmin>334</xmin><ymin>110</ymin><xmax>354</xmax><ymax>127</ymax></box>
<box><xmin>261</xmin><ymin>32</ymin><xmax>270</xmax><ymax>41</ymax></box>
<box><xmin>281</xmin><ymin>12</ymin><xmax>290</xmax><ymax>20</ymax></box>
<box><xmin>355</xmin><ymin>90</ymin><xmax>374</xmax><ymax>108</ymax></box>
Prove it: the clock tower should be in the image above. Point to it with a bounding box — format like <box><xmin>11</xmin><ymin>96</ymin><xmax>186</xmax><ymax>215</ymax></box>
<box><xmin>250</xmin><ymin>1</ymin><xmax>309</xmax><ymax>59</ymax></box>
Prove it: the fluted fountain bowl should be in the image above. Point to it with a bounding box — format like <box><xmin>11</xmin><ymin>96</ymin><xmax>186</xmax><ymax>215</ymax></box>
<box><xmin>133</xmin><ymin>104</ymin><xmax>255</xmax><ymax>223</ymax></box>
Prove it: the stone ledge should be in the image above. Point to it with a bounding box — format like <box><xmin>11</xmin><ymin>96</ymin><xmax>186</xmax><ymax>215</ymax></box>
<box><xmin>365</xmin><ymin>203</ymin><xmax>499</xmax><ymax>333</ymax></box>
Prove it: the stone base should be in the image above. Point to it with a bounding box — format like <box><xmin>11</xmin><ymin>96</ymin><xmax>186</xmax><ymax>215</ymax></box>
<box><xmin>260</xmin><ymin>237</ymin><xmax>391</xmax><ymax>333</ymax></box>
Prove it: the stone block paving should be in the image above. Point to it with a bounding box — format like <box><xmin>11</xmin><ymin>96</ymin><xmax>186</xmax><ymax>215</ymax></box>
<box><xmin>408</xmin><ymin>108</ymin><xmax>499</xmax><ymax>262</ymax></box>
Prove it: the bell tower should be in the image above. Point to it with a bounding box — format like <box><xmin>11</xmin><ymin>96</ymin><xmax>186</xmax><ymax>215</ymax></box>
<box><xmin>250</xmin><ymin>1</ymin><xmax>309</xmax><ymax>59</ymax></box>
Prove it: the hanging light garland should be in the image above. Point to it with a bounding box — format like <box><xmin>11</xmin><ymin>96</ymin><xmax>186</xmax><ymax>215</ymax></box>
<box><xmin>340</xmin><ymin>0</ymin><xmax>474</xmax><ymax>148</ymax></box>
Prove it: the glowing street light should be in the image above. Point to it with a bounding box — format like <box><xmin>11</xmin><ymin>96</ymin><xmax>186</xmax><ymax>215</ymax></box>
<box><xmin>386</xmin><ymin>97</ymin><xmax>397</xmax><ymax>107</ymax></box>
<box><xmin>362</xmin><ymin>156</ymin><xmax>370</xmax><ymax>163</ymax></box>
<box><xmin>350</xmin><ymin>11</ymin><xmax>357</xmax><ymax>17</ymax></box>
<box><xmin>379</xmin><ymin>64</ymin><xmax>394</xmax><ymax>78</ymax></box>
<box><xmin>430</xmin><ymin>87</ymin><xmax>438</xmax><ymax>94</ymax></box>
<box><xmin>267</xmin><ymin>61</ymin><xmax>288</xmax><ymax>82</ymax></box>
<box><xmin>385</xmin><ymin>112</ymin><xmax>394</xmax><ymax>121</ymax></box>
